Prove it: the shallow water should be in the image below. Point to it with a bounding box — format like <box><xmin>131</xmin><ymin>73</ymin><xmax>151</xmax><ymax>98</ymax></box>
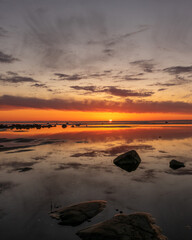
<box><xmin>0</xmin><ymin>124</ymin><xmax>192</xmax><ymax>240</ymax></box>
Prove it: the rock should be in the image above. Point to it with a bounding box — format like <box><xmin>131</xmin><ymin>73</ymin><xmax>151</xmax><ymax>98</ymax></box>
<box><xmin>62</xmin><ymin>124</ymin><xmax>67</xmax><ymax>128</ymax></box>
<box><xmin>77</xmin><ymin>212</ymin><xmax>167</xmax><ymax>240</ymax></box>
<box><xmin>113</xmin><ymin>150</ymin><xmax>141</xmax><ymax>172</ymax></box>
<box><xmin>169</xmin><ymin>159</ymin><xmax>185</xmax><ymax>169</ymax></box>
<box><xmin>49</xmin><ymin>200</ymin><xmax>107</xmax><ymax>226</ymax></box>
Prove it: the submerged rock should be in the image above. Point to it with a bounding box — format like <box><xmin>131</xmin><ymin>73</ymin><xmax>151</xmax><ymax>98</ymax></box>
<box><xmin>170</xmin><ymin>159</ymin><xmax>185</xmax><ymax>170</ymax></box>
<box><xmin>113</xmin><ymin>150</ymin><xmax>141</xmax><ymax>172</ymax></box>
<box><xmin>49</xmin><ymin>200</ymin><xmax>107</xmax><ymax>226</ymax></box>
<box><xmin>77</xmin><ymin>212</ymin><xmax>167</xmax><ymax>240</ymax></box>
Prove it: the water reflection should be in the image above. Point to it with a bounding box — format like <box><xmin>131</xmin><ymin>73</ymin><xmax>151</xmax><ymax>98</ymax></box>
<box><xmin>0</xmin><ymin>125</ymin><xmax>192</xmax><ymax>240</ymax></box>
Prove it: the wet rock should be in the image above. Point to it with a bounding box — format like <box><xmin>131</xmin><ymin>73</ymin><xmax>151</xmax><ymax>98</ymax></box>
<box><xmin>77</xmin><ymin>212</ymin><xmax>167</xmax><ymax>240</ymax></box>
<box><xmin>49</xmin><ymin>200</ymin><xmax>107</xmax><ymax>226</ymax></box>
<box><xmin>169</xmin><ymin>159</ymin><xmax>185</xmax><ymax>169</ymax></box>
<box><xmin>113</xmin><ymin>150</ymin><xmax>141</xmax><ymax>172</ymax></box>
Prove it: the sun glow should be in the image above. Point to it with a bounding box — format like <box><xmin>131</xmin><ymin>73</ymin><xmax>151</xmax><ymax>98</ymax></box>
<box><xmin>109</xmin><ymin>119</ymin><xmax>112</xmax><ymax>123</ymax></box>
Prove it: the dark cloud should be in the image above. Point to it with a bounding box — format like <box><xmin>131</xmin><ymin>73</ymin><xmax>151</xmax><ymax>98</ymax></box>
<box><xmin>163</xmin><ymin>66</ymin><xmax>192</xmax><ymax>75</ymax></box>
<box><xmin>54</xmin><ymin>73</ymin><xmax>84</xmax><ymax>81</ymax></box>
<box><xmin>158</xmin><ymin>88</ymin><xmax>167</xmax><ymax>91</ymax></box>
<box><xmin>121</xmin><ymin>76</ymin><xmax>145</xmax><ymax>81</ymax></box>
<box><xmin>71</xmin><ymin>86</ymin><xmax>96</xmax><ymax>92</ymax></box>
<box><xmin>0</xmin><ymin>51</ymin><xmax>19</xmax><ymax>63</ymax></box>
<box><xmin>71</xmin><ymin>86</ymin><xmax>154</xmax><ymax>98</ymax></box>
<box><xmin>113</xmin><ymin>73</ymin><xmax>145</xmax><ymax>82</ymax></box>
<box><xmin>89</xmin><ymin>73</ymin><xmax>106</xmax><ymax>78</ymax></box>
<box><xmin>31</xmin><ymin>83</ymin><xmax>53</xmax><ymax>92</ymax></box>
<box><xmin>130</xmin><ymin>59</ymin><xmax>155</xmax><ymax>73</ymax></box>
<box><xmin>24</xmin><ymin>8</ymin><xmax>110</xmax><ymax>68</ymax></box>
<box><xmin>0</xmin><ymin>74</ymin><xmax>38</xmax><ymax>84</ymax></box>
<box><xmin>88</xmin><ymin>27</ymin><xmax>148</xmax><ymax>47</ymax></box>
<box><xmin>31</xmin><ymin>83</ymin><xmax>48</xmax><ymax>88</ymax></box>
<box><xmin>1</xmin><ymin>95</ymin><xmax>192</xmax><ymax>114</ymax></box>
<box><xmin>0</xmin><ymin>27</ymin><xmax>7</xmax><ymax>37</ymax></box>
<box><xmin>55</xmin><ymin>71</ymin><xmax>111</xmax><ymax>81</ymax></box>
<box><xmin>106</xmin><ymin>86</ymin><xmax>154</xmax><ymax>97</ymax></box>
<box><xmin>151</xmin><ymin>76</ymin><xmax>191</xmax><ymax>87</ymax></box>
<box><xmin>6</xmin><ymin>71</ymin><xmax>18</xmax><ymax>76</ymax></box>
<box><xmin>103</xmin><ymin>48</ymin><xmax>114</xmax><ymax>56</ymax></box>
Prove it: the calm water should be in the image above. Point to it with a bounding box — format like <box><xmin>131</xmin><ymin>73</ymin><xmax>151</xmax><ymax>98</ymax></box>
<box><xmin>0</xmin><ymin>124</ymin><xmax>192</xmax><ymax>239</ymax></box>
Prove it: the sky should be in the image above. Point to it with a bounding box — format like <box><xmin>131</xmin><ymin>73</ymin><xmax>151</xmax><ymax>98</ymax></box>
<box><xmin>0</xmin><ymin>0</ymin><xmax>192</xmax><ymax>121</ymax></box>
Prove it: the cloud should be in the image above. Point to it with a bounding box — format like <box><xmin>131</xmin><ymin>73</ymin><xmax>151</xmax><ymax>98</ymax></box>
<box><xmin>113</xmin><ymin>73</ymin><xmax>145</xmax><ymax>82</ymax></box>
<box><xmin>130</xmin><ymin>59</ymin><xmax>155</xmax><ymax>73</ymax></box>
<box><xmin>0</xmin><ymin>27</ymin><xmax>7</xmax><ymax>37</ymax></box>
<box><xmin>54</xmin><ymin>70</ymin><xmax>112</xmax><ymax>81</ymax></box>
<box><xmin>24</xmin><ymin>8</ymin><xmax>110</xmax><ymax>69</ymax></box>
<box><xmin>163</xmin><ymin>66</ymin><xmax>192</xmax><ymax>75</ymax></box>
<box><xmin>106</xmin><ymin>86</ymin><xmax>153</xmax><ymax>97</ymax></box>
<box><xmin>31</xmin><ymin>83</ymin><xmax>48</xmax><ymax>88</ymax></box>
<box><xmin>71</xmin><ymin>86</ymin><xmax>154</xmax><ymax>97</ymax></box>
<box><xmin>0</xmin><ymin>51</ymin><xmax>19</xmax><ymax>63</ymax></box>
<box><xmin>88</xmin><ymin>27</ymin><xmax>148</xmax><ymax>47</ymax></box>
<box><xmin>158</xmin><ymin>88</ymin><xmax>167</xmax><ymax>91</ymax></box>
<box><xmin>103</xmin><ymin>48</ymin><xmax>114</xmax><ymax>57</ymax></box>
<box><xmin>121</xmin><ymin>76</ymin><xmax>145</xmax><ymax>81</ymax></box>
<box><xmin>151</xmin><ymin>76</ymin><xmax>191</xmax><ymax>87</ymax></box>
<box><xmin>1</xmin><ymin>95</ymin><xmax>192</xmax><ymax>114</ymax></box>
<box><xmin>31</xmin><ymin>83</ymin><xmax>54</xmax><ymax>92</ymax></box>
<box><xmin>71</xmin><ymin>86</ymin><xmax>96</xmax><ymax>92</ymax></box>
<box><xmin>54</xmin><ymin>73</ymin><xmax>84</xmax><ymax>81</ymax></box>
<box><xmin>0</xmin><ymin>74</ymin><xmax>38</xmax><ymax>84</ymax></box>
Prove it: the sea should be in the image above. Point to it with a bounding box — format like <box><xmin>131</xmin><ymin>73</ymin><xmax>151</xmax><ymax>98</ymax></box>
<box><xmin>0</xmin><ymin>121</ymin><xmax>192</xmax><ymax>239</ymax></box>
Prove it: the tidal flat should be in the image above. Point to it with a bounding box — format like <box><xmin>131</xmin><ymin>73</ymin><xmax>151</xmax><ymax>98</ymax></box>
<box><xmin>0</xmin><ymin>124</ymin><xmax>192</xmax><ymax>239</ymax></box>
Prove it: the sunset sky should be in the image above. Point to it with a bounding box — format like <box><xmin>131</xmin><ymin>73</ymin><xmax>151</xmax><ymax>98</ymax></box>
<box><xmin>0</xmin><ymin>0</ymin><xmax>192</xmax><ymax>121</ymax></box>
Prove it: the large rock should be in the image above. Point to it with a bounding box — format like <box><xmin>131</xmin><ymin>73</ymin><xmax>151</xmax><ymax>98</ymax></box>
<box><xmin>49</xmin><ymin>200</ymin><xmax>107</xmax><ymax>226</ymax></box>
<box><xmin>169</xmin><ymin>159</ymin><xmax>185</xmax><ymax>170</ymax></box>
<box><xmin>113</xmin><ymin>150</ymin><xmax>141</xmax><ymax>172</ymax></box>
<box><xmin>77</xmin><ymin>212</ymin><xmax>167</xmax><ymax>240</ymax></box>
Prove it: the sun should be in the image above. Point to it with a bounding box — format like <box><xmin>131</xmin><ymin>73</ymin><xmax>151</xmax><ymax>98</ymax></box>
<box><xmin>109</xmin><ymin>119</ymin><xmax>112</xmax><ymax>123</ymax></box>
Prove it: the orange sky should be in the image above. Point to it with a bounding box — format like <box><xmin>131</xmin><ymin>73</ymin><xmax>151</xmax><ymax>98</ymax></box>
<box><xmin>0</xmin><ymin>109</ymin><xmax>192</xmax><ymax>121</ymax></box>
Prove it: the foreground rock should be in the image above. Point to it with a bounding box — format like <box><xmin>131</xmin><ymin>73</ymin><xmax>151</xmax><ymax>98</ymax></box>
<box><xmin>50</xmin><ymin>200</ymin><xmax>107</xmax><ymax>226</ymax></box>
<box><xmin>113</xmin><ymin>150</ymin><xmax>141</xmax><ymax>172</ymax></box>
<box><xmin>77</xmin><ymin>212</ymin><xmax>167</xmax><ymax>240</ymax></box>
<box><xmin>170</xmin><ymin>159</ymin><xmax>185</xmax><ymax>170</ymax></box>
